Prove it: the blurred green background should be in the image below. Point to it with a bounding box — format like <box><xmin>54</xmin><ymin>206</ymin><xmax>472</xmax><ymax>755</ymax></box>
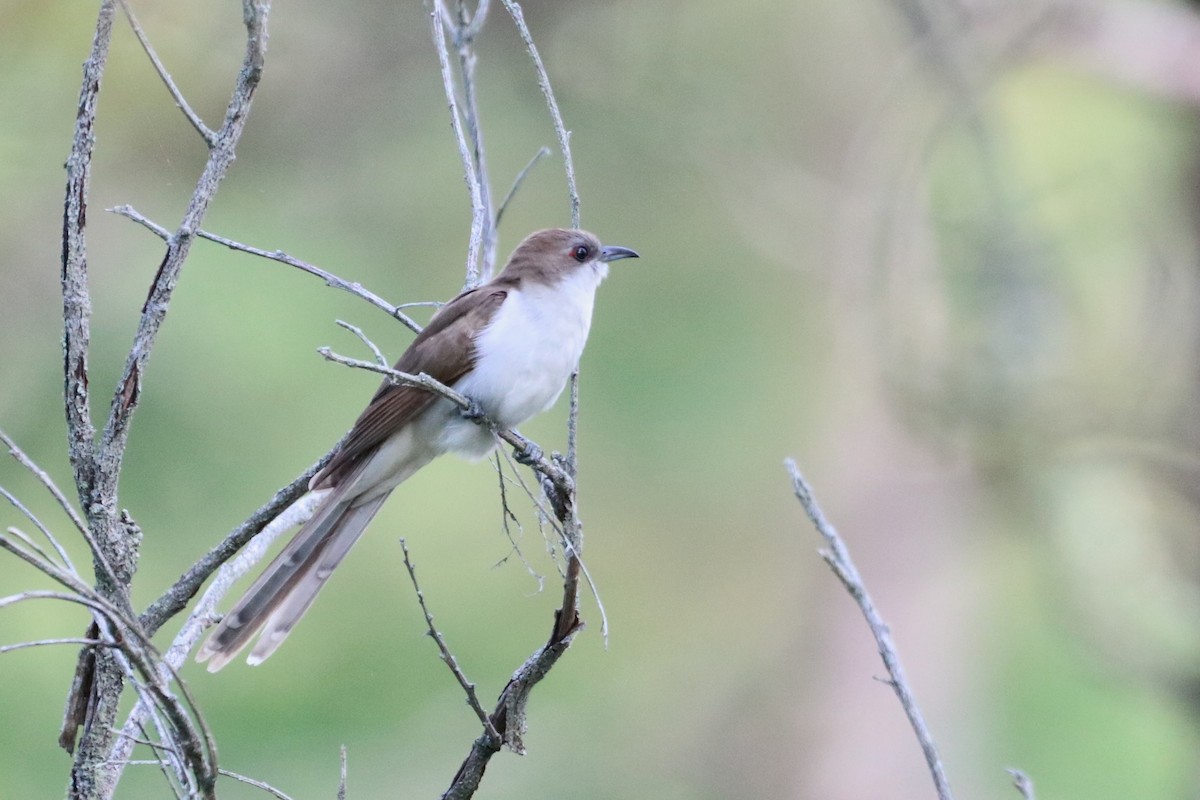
<box><xmin>3</xmin><ymin>0</ymin><xmax>1200</xmax><ymax>797</ymax></box>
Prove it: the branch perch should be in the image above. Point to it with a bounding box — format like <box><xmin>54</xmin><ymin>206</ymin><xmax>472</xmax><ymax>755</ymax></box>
<box><xmin>785</xmin><ymin>458</ymin><xmax>955</xmax><ymax>800</ymax></box>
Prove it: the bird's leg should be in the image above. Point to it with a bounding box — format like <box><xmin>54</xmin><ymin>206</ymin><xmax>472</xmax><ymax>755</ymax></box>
<box><xmin>513</xmin><ymin>438</ymin><xmax>543</xmax><ymax>467</ymax></box>
<box><xmin>459</xmin><ymin>397</ymin><xmax>487</xmax><ymax>422</ymax></box>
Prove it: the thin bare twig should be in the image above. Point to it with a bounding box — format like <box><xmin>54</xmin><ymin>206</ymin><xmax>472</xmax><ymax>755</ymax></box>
<box><xmin>1</xmin><ymin>491</ymin><xmax>72</xmax><ymax>572</ymax></box>
<box><xmin>785</xmin><ymin>459</ymin><xmax>954</xmax><ymax>800</ymax></box>
<box><xmin>338</xmin><ymin>746</ymin><xmax>348</xmax><ymax>800</ymax></box>
<box><xmin>1</xmin><ymin>568</ymin><xmax>218</xmax><ymax>797</ymax></box>
<box><xmin>498</xmin><ymin>0</ymin><xmax>580</xmax><ymax>229</ymax></box>
<box><xmin>450</xmin><ymin>0</ymin><xmax>497</xmax><ymax>276</ymax></box>
<box><xmin>490</xmin><ymin>455</ymin><xmax>545</xmax><ymax>591</ymax></box>
<box><xmin>495</xmin><ymin>445</ymin><xmax>564</xmax><ymax>541</ymax></box>
<box><xmin>0</xmin><ymin>428</ymin><xmax>88</xmax><ymax>536</ymax></box>
<box><xmin>1007</xmin><ymin>768</ymin><xmax>1036</xmax><ymax>800</ymax></box>
<box><xmin>0</xmin><ymin>637</ymin><xmax>106</xmax><ymax>656</ymax></box>
<box><xmin>116</xmin><ymin>0</ymin><xmax>217</xmax><ymax>146</ymax></box>
<box><xmin>93</xmin><ymin>0</ymin><xmax>270</xmax><ymax>507</ymax></box>
<box><xmin>108</xmin><ymin>204</ymin><xmax>424</xmax><ymax>334</ymax></box>
<box><xmin>493</xmin><ymin>9</ymin><xmax>588</xmax><ymax>677</ymax></box>
<box><xmin>336</xmin><ymin>320</ymin><xmax>389</xmax><ymax>368</ymax></box>
<box><xmin>399</xmin><ymin>538</ymin><xmax>499</xmax><ymax>740</ymax></box>
<box><xmin>123</xmin><ymin>722</ymin><xmax>189</xmax><ymax>800</ymax></box>
<box><xmin>494</xmin><ymin>146</ymin><xmax>550</xmax><ymax>229</ymax></box>
<box><xmin>216</xmin><ymin>768</ymin><xmax>297</xmax><ymax>800</ymax></box>
<box><xmin>430</xmin><ymin>3</ymin><xmax>487</xmax><ymax>288</ymax></box>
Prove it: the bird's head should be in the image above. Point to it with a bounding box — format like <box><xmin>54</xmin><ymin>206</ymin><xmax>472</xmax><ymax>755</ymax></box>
<box><xmin>502</xmin><ymin>228</ymin><xmax>638</xmax><ymax>286</ymax></box>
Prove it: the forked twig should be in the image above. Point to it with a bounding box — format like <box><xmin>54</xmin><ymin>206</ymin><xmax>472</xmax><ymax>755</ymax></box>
<box><xmin>1007</xmin><ymin>768</ymin><xmax>1037</xmax><ymax>800</ymax></box>
<box><xmin>399</xmin><ymin>538</ymin><xmax>500</xmax><ymax>740</ymax></box>
<box><xmin>108</xmin><ymin>204</ymin><xmax>423</xmax><ymax>334</ymax></box>
<box><xmin>117</xmin><ymin>0</ymin><xmax>216</xmax><ymax>146</ymax></box>
<box><xmin>495</xmin><ymin>146</ymin><xmax>550</xmax><ymax>228</ymax></box>
<box><xmin>785</xmin><ymin>458</ymin><xmax>954</xmax><ymax>800</ymax></box>
<box><xmin>430</xmin><ymin>2</ymin><xmax>488</xmax><ymax>288</ymax></box>
<box><xmin>498</xmin><ymin>0</ymin><xmax>580</xmax><ymax>229</ymax></box>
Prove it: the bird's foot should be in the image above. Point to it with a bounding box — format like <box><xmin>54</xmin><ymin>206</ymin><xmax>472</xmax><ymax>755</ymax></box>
<box><xmin>459</xmin><ymin>398</ymin><xmax>487</xmax><ymax>422</ymax></box>
<box><xmin>514</xmin><ymin>440</ymin><xmax>544</xmax><ymax>466</ymax></box>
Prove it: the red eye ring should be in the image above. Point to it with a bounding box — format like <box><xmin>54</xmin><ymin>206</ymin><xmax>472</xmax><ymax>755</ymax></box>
<box><xmin>573</xmin><ymin>245</ymin><xmax>589</xmax><ymax>262</ymax></box>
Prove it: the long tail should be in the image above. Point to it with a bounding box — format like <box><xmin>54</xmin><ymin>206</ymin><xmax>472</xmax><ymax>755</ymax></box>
<box><xmin>197</xmin><ymin>489</ymin><xmax>391</xmax><ymax>672</ymax></box>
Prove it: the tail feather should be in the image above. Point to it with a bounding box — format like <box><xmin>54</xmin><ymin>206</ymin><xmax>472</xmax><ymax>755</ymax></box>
<box><xmin>246</xmin><ymin>494</ymin><xmax>388</xmax><ymax>666</ymax></box>
<box><xmin>197</xmin><ymin>488</ymin><xmax>388</xmax><ymax>672</ymax></box>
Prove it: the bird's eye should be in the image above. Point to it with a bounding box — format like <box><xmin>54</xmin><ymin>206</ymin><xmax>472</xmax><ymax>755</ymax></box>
<box><xmin>573</xmin><ymin>245</ymin><xmax>590</xmax><ymax>262</ymax></box>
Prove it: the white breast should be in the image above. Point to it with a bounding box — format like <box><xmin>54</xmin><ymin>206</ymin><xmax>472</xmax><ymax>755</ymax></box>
<box><xmin>427</xmin><ymin>263</ymin><xmax>607</xmax><ymax>459</ymax></box>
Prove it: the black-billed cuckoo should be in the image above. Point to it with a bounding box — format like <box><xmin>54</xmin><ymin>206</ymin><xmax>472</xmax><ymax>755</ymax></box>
<box><xmin>197</xmin><ymin>228</ymin><xmax>637</xmax><ymax>671</ymax></box>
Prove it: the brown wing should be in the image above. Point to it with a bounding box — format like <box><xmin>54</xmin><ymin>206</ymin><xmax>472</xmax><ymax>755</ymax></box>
<box><xmin>312</xmin><ymin>287</ymin><xmax>508</xmax><ymax>488</ymax></box>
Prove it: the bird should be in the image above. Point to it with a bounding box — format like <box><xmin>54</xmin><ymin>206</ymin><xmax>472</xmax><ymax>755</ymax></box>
<box><xmin>196</xmin><ymin>228</ymin><xmax>638</xmax><ymax>671</ymax></box>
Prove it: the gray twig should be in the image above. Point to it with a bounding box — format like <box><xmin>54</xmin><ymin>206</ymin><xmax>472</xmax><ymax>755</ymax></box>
<box><xmin>1</xmin><ymin>545</ymin><xmax>218</xmax><ymax>798</ymax></box>
<box><xmin>60</xmin><ymin>0</ymin><xmax>110</xmax><ymax>541</ymax></box>
<box><xmin>1007</xmin><ymin>768</ymin><xmax>1037</xmax><ymax>800</ymax></box>
<box><xmin>494</xmin><ymin>146</ymin><xmax>550</xmax><ymax>229</ymax></box>
<box><xmin>490</xmin><ymin>454</ymin><xmax>545</xmax><ymax>591</ymax></box>
<box><xmin>451</xmin><ymin>0</ymin><xmax>497</xmax><ymax>275</ymax></box>
<box><xmin>56</xmin><ymin>3</ymin><xmax>274</xmax><ymax>792</ymax></box>
<box><xmin>116</xmin><ymin>0</ymin><xmax>217</xmax><ymax>146</ymax></box>
<box><xmin>94</xmin><ymin>0</ymin><xmax>270</xmax><ymax>505</ymax></box>
<box><xmin>430</xmin><ymin>2</ymin><xmax>488</xmax><ymax>289</ymax></box>
<box><xmin>114</xmin><ymin>490</ymin><xmax>328</xmax><ymax>776</ymax></box>
<box><xmin>0</xmin><ymin>637</ymin><xmax>106</xmax><ymax>656</ymax></box>
<box><xmin>399</xmin><ymin>538</ymin><xmax>500</xmax><ymax>740</ymax></box>
<box><xmin>785</xmin><ymin>458</ymin><xmax>955</xmax><ymax>800</ymax></box>
<box><xmin>0</xmin><ymin>428</ymin><xmax>88</xmax><ymax>537</ymax></box>
<box><xmin>338</xmin><ymin>746</ymin><xmax>348</xmax><ymax>800</ymax></box>
<box><xmin>498</xmin><ymin>0</ymin><xmax>580</xmax><ymax>229</ymax></box>
<box><xmin>493</xmin><ymin>10</ymin><xmax>588</xmax><ymax>671</ymax></box>
<box><xmin>108</xmin><ymin>204</ymin><xmax>424</xmax><ymax>334</ymax></box>
<box><xmin>216</xmin><ymin>768</ymin><xmax>297</xmax><ymax>800</ymax></box>
<box><xmin>1</xmin><ymin>492</ymin><xmax>72</xmax><ymax>573</ymax></box>
<box><xmin>336</xmin><ymin>320</ymin><xmax>389</xmax><ymax>368</ymax></box>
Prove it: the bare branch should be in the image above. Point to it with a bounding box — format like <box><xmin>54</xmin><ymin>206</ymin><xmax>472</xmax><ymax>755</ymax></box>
<box><xmin>498</xmin><ymin>0</ymin><xmax>580</xmax><ymax>229</ymax></box>
<box><xmin>430</xmin><ymin>2</ymin><xmax>488</xmax><ymax>288</ymax></box>
<box><xmin>1</xmin><ymin>577</ymin><xmax>218</xmax><ymax>797</ymax></box>
<box><xmin>335</xmin><ymin>320</ymin><xmax>389</xmax><ymax>368</ymax></box>
<box><xmin>93</xmin><ymin>0</ymin><xmax>271</xmax><ymax>494</ymax></box>
<box><xmin>494</xmin><ymin>146</ymin><xmax>550</xmax><ymax>229</ymax></box>
<box><xmin>785</xmin><ymin>459</ymin><xmax>954</xmax><ymax>800</ymax></box>
<box><xmin>0</xmin><ymin>428</ymin><xmax>88</xmax><ymax>537</ymax></box>
<box><xmin>399</xmin><ymin>538</ymin><xmax>499</xmax><ymax>739</ymax></box>
<box><xmin>451</xmin><ymin>0</ymin><xmax>497</xmax><ymax>276</ymax></box>
<box><xmin>490</xmin><ymin>454</ymin><xmax>545</xmax><ymax>591</ymax></box>
<box><xmin>116</xmin><ymin>0</ymin><xmax>217</xmax><ymax>146</ymax></box>
<box><xmin>60</xmin><ymin>0</ymin><xmax>114</xmax><ymax>513</ymax></box>
<box><xmin>2</xmin><ymin>492</ymin><xmax>72</xmax><ymax>573</ymax></box>
<box><xmin>0</xmin><ymin>637</ymin><xmax>106</xmax><ymax>656</ymax></box>
<box><xmin>338</xmin><ymin>746</ymin><xmax>347</xmax><ymax>800</ymax></box>
<box><xmin>109</xmin><ymin>204</ymin><xmax>424</xmax><ymax>334</ymax></box>
<box><xmin>216</xmin><ymin>768</ymin><xmax>297</xmax><ymax>800</ymax></box>
<box><xmin>59</xmin><ymin>5</ymin><xmax>273</xmax><ymax>790</ymax></box>
<box><xmin>1007</xmin><ymin>768</ymin><xmax>1036</xmax><ymax>800</ymax></box>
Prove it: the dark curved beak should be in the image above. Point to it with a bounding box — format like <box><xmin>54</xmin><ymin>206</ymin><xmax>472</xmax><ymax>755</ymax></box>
<box><xmin>600</xmin><ymin>245</ymin><xmax>639</xmax><ymax>263</ymax></box>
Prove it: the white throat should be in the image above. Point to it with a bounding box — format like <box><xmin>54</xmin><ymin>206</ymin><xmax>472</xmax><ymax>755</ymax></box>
<box><xmin>426</xmin><ymin>263</ymin><xmax>607</xmax><ymax>458</ymax></box>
